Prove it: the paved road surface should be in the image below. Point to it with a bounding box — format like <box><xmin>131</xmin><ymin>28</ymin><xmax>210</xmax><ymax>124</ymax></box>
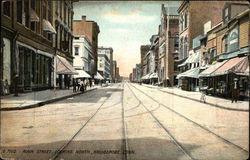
<box><xmin>0</xmin><ymin>82</ymin><xmax>248</xmax><ymax>160</ymax></box>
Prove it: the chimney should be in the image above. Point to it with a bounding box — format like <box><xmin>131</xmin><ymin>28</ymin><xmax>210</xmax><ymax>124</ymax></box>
<box><xmin>82</xmin><ymin>16</ymin><xmax>86</xmax><ymax>21</ymax></box>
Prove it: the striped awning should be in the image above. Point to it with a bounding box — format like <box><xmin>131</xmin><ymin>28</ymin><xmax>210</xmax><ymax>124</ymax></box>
<box><xmin>56</xmin><ymin>55</ymin><xmax>78</xmax><ymax>75</ymax></box>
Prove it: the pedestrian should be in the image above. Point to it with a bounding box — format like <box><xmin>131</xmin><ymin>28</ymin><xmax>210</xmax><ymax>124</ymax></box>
<box><xmin>84</xmin><ymin>79</ymin><xmax>87</xmax><ymax>90</ymax></box>
<box><xmin>77</xmin><ymin>79</ymin><xmax>81</xmax><ymax>91</ymax></box>
<box><xmin>73</xmin><ymin>79</ymin><xmax>77</xmax><ymax>93</ymax></box>
<box><xmin>90</xmin><ymin>79</ymin><xmax>92</xmax><ymax>88</ymax></box>
<box><xmin>80</xmin><ymin>79</ymin><xmax>84</xmax><ymax>93</ymax></box>
<box><xmin>92</xmin><ymin>80</ymin><xmax>95</xmax><ymax>87</ymax></box>
<box><xmin>231</xmin><ymin>78</ymin><xmax>239</xmax><ymax>103</ymax></box>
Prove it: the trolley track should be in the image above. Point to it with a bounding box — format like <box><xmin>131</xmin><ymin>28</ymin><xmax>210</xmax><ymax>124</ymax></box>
<box><xmin>129</xmin><ymin>83</ymin><xmax>249</xmax><ymax>154</ymax></box>
<box><xmin>49</xmin><ymin>85</ymin><xmax>123</xmax><ymax>160</ymax></box>
<box><xmin>125</xmin><ymin>82</ymin><xmax>194</xmax><ymax>160</ymax></box>
<box><xmin>121</xmin><ymin>83</ymin><xmax>129</xmax><ymax>160</ymax></box>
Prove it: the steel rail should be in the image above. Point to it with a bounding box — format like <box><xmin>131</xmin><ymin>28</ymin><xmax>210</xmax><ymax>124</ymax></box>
<box><xmin>130</xmin><ymin>83</ymin><xmax>249</xmax><ymax>154</ymax></box>
<box><xmin>126</xmin><ymin>82</ymin><xmax>194</xmax><ymax>160</ymax></box>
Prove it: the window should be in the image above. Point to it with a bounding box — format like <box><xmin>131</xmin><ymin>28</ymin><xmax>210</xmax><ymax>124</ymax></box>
<box><xmin>17</xmin><ymin>0</ymin><xmax>23</xmax><ymax>23</ymax></box>
<box><xmin>74</xmin><ymin>47</ymin><xmax>79</xmax><ymax>55</ymax></box>
<box><xmin>3</xmin><ymin>1</ymin><xmax>11</xmax><ymax>17</ymax></box>
<box><xmin>30</xmin><ymin>0</ymin><xmax>36</xmax><ymax>31</ymax></box>
<box><xmin>210</xmin><ymin>48</ymin><xmax>217</xmax><ymax>61</ymax></box>
<box><xmin>174</xmin><ymin>34</ymin><xmax>179</xmax><ymax>49</ymax></box>
<box><xmin>224</xmin><ymin>8</ymin><xmax>229</xmax><ymax>23</ymax></box>
<box><xmin>74</xmin><ymin>37</ymin><xmax>79</xmax><ymax>40</ymax></box>
<box><xmin>228</xmin><ymin>26</ymin><xmax>239</xmax><ymax>52</ymax></box>
<box><xmin>24</xmin><ymin>0</ymin><xmax>29</xmax><ymax>27</ymax></box>
<box><xmin>184</xmin><ymin>13</ymin><xmax>188</xmax><ymax>28</ymax></box>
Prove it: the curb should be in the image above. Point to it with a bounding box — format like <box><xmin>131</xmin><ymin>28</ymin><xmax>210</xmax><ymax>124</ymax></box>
<box><xmin>0</xmin><ymin>88</ymin><xmax>97</xmax><ymax>111</ymax></box>
<box><xmin>142</xmin><ymin>84</ymin><xmax>249</xmax><ymax>112</ymax></box>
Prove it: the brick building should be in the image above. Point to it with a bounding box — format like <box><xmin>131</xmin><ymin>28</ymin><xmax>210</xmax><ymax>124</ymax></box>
<box><xmin>158</xmin><ymin>4</ymin><xmax>179</xmax><ymax>87</ymax></box>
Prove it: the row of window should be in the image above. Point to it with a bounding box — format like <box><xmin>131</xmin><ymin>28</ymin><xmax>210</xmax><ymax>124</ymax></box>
<box><xmin>55</xmin><ymin>1</ymin><xmax>73</xmax><ymax>29</ymax></box>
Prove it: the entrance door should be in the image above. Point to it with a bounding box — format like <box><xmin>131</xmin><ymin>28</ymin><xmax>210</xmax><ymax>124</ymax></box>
<box><xmin>24</xmin><ymin>50</ymin><xmax>32</xmax><ymax>90</ymax></box>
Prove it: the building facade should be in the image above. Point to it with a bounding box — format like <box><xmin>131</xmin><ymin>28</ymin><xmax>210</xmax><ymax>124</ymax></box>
<box><xmin>140</xmin><ymin>45</ymin><xmax>150</xmax><ymax>79</ymax></box>
<box><xmin>1</xmin><ymin>0</ymin><xmax>58</xmax><ymax>95</ymax></box>
<box><xmin>73</xmin><ymin>16</ymin><xmax>100</xmax><ymax>78</ymax></box>
<box><xmin>112</xmin><ymin>60</ymin><xmax>117</xmax><ymax>82</ymax></box>
<box><xmin>158</xmin><ymin>4</ymin><xmax>179</xmax><ymax>87</ymax></box>
<box><xmin>97</xmin><ymin>48</ymin><xmax>111</xmax><ymax>79</ymax></box>
<box><xmin>53</xmin><ymin>0</ymin><xmax>77</xmax><ymax>89</ymax></box>
<box><xmin>98</xmin><ymin>47</ymin><xmax>113</xmax><ymax>80</ymax></box>
<box><xmin>72</xmin><ymin>35</ymin><xmax>93</xmax><ymax>78</ymax></box>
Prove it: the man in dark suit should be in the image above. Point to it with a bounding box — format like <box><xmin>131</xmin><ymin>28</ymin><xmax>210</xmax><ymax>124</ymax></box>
<box><xmin>231</xmin><ymin>78</ymin><xmax>239</xmax><ymax>103</ymax></box>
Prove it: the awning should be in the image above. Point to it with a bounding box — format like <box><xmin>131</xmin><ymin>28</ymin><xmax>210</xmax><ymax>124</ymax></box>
<box><xmin>30</xmin><ymin>9</ymin><xmax>39</xmax><ymax>22</ymax></box>
<box><xmin>149</xmin><ymin>72</ymin><xmax>158</xmax><ymax>79</ymax></box>
<box><xmin>199</xmin><ymin>60</ymin><xmax>228</xmax><ymax>77</ymax></box>
<box><xmin>141</xmin><ymin>74</ymin><xmax>150</xmax><ymax>80</ymax></box>
<box><xmin>234</xmin><ymin>56</ymin><xmax>249</xmax><ymax>76</ymax></box>
<box><xmin>56</xmin><ymin>55</ymin><xmax>78</xmax><ymax>75</ymax></box>
<box><xmin>178</xmin><ymin>51</ymin><xmax>200</xmax><ymax>67</ymax></box>
<box><xmin>43</xmin><ymin>19</ymin><xmax>56</xmax><ymax>34</ymax></box>
<box><xmin>94</xmin><ymin>72</ymin><xmax>104</xmax><ymax>80</ymax></box>
<box><xmin>74</xmin><ymin>69</ymin><xmax>91</xmax><ymax>78</ymax></box>
<box><xmin>177</xmin><ymin>67</ymin><xmax>202</xmax><ymax>79</ymax></box>
<box><xmin>211</xmin><ymin>56</ymin><xmax>247</xmax><ymax>76</ymax></box>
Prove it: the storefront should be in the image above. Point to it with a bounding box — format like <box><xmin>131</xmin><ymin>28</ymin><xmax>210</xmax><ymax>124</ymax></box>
<box><xmin>55</xmin><ymin>55</ymin><xmax>77</xmax><ymax>89</ymax></box>
<box><xmin>201</xmin><ymin>56</ymin><xmax>249</xmax><ymax>98</ymax></box>
<box><xmin>17</xmin><ymin>42</ymin><xmax>53</xmax><ymax>92</ymax></box>
<box><xmin>177</xmin><ymin>67</ymin><xmax>203</xmax><ymax>91</ymax></box>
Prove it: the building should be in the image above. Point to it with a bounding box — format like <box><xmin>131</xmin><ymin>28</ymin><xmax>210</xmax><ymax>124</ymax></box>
<box><xmin>198</xmin><ymin>3</ymin><xmax>249</xmax><ymax>98</ymax></box>
<box><xmin>148</xmin><ymin>35</ymin><xmax>159</xmax><ymax>84</ymax></box>
<box><xmin>72</xmin><ymin>35</ymin><xmax>93</xmax><ymax>79</ymax></box>
<box><xmin>112</xmin><ymin>60</ymin><xmax>117</xmax><ymax>82</ymax></box>
<box><xmin>135</xmin><ymin>63</ymin><xmax>141</xmax><ymax>82</ymax></box>
<box><xmin>53</xmin><ymin>1</ymin><xmax>79</xmax><ymax>89</ymax></box>
<box><xmin>177</xmin><ymin>1</ymin><xmax>249</xmax><ymax>92</ymax></box>
<box><xmin>140</xmin><ymin>45</ymin><xmax>150</xmax><ymax>82</ymax></box>
<box><xmin>116</xmin><ymin>67</ymin><xmax>120</xmax><ymax>81</ymax></box>
<box><xmin>97</xmin><ymin>48</ymin><xmax>111</xmax><ymax>80</ymax></box>
<box><xmin>177</xmin><ymin>1</ymin><xmax>228</xmax><ymax>62</ymax></box>
<box><xmin>158</xmin><ymin>5</ymin><xmax>179</xmax><ymax>87</ymax></box>
<box><xmin>1</xmin><ymin>0</ymin><xmax>58</xmax><ymax>95</ymax></box>
<box><xmin>98</xmin><ymin>47</ymin><xmax>113</xmax><ymax>80</ymax></box>
<box><xmin>73</xmin><ymin>16</ymin><xmax>100</xmax><ymax>78</ymax></box>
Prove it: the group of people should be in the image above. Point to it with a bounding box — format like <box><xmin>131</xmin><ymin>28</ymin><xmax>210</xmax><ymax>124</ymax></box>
<box><xmin>72</xmin><ymin>78</ymin><xmax>95</xmax><ymax>93</ymax></box>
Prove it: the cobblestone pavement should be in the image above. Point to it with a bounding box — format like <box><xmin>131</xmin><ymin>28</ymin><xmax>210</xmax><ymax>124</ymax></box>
<box><xmin>0</xmin><ymin>82</ymin><xmax>248</xmax><ymax>160</ymax></box>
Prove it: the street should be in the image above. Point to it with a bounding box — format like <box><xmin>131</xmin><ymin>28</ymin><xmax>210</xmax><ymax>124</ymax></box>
<box><xmin>0</xmin><ymin>82</ymin><xmax>249</xmax><ymax>160</ymax></box>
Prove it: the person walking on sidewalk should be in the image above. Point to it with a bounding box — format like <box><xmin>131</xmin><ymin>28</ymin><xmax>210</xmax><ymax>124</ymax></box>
<box><xmin>73</xmin><ymin>79</ymin><xmax>77</xmax><ymax>93</ymax></box>
<box><xmin>80</xmin><ymin>80</ymin><xmax>85</xmax><ymax>93</ymax></box>
<box><xmin>231</xmin><ymin>78</ymin><xmax>239</xmax><ymax>103</ymax></box>
<box><xmin>77</xmin><ymin>79</ymin><xmax>81</xmax><ymax>91</ymax></box>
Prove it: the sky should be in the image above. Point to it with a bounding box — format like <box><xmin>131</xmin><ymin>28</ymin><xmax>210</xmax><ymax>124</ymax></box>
<box><xmin>73</xmin><ymin>1</ymin><xmax>180</xmax><ymax>77</ymax></box>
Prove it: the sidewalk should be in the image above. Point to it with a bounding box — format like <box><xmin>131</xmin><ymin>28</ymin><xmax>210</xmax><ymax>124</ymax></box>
<box><xmin>141</xmin><ymin>84</ymin><xmax>249</xmax><ymax>112</ymax></box>
<box><xmin>0</xmin><ymin>86</ymin><xmax>100</xmax><ymax>111</ymax></box>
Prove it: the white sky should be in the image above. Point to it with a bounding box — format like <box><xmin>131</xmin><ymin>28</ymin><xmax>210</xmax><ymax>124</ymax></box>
<box><xmin>73</xmin><ymin>1</ymin><xmax>180</xmax><ymax>77</ymax></box>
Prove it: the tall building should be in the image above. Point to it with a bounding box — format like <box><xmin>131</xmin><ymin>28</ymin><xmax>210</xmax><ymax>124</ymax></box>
<box><xmin>53</xmin><ymin>0</ymin><xmax>77</xmax><ymax>89</ymax></box>
<box><xmin>73</xmin><ymin>16</ymin><xmax>100</xmax><ymax>77</ymax></box>
<box><xmin>158</xmin><ymin>5</ymin><xmax>179</xmax><ymax>87</ymax></box>
<box><xmin>97</xmin><ymin>48</ymin><xmax>111</xmax><ymax>80</ymax></box>
<box><xmin>98</xmin><ymin>47</ymin><xmax>113</xmax><ymax>80</ymax></box>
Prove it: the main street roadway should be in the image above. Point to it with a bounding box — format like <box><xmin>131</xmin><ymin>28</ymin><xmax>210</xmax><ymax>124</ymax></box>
<box><xmin>0</xmin><ymin>82</ymin><xmax>248</xmax><ymax>160</ymax></box>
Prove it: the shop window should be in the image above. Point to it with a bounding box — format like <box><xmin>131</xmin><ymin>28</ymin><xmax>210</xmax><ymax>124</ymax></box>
<box><xmin>74</xmin><ymin>46</ymin><xmax>79</xmax><ymax>55</ymax></box>
<box><xmin>3</xmin><ymin>1</ymin><xmax>11</xmax><ymax>17</ymax></box>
